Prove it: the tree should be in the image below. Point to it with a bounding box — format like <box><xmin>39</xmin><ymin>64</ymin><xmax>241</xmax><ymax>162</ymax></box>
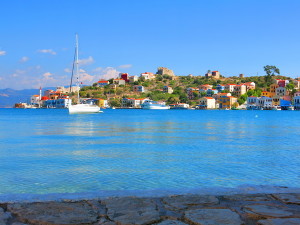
<box><xmin>264</xmin><ymin>65</ymin><xmax>280</xmax><ymax>84</ymax></box>
<box><xmin>286</xmin><ymin>82</ymin><xmax>295</xmax><ymax>91</ymax></box>
<box><xmin>237</xmin><ymin>93</ymin><xmax>248</xmax><ymax>105</ymax></box>
<box><xmin>167</xmin><ymin>96</ymin><xmax>180</xmax><ymax>104</ymax></box>
<box><xmin>109</xmin><ymin>99</ymin><xmax>121</xmax><ymax>107</ymax></box>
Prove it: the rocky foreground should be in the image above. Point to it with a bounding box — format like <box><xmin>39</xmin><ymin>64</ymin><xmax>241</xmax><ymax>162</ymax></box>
<box><xmin>1</xmin><ymin>193</ymin><xmax>300</xmax><ymax>225</ymax></box>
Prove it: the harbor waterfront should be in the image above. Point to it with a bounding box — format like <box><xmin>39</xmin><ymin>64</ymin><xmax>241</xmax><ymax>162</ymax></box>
<box><xmin>1</xmin><ymin>108</ymin><xmax>300</xmax><ymax>200</ymax></box>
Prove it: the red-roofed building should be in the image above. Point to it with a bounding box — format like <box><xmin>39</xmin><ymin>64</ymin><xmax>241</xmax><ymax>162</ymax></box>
<box><xmin>218</xmin><ymin>95</ymin><xmax>237</xmax><ymax>109</ymax></box>
<box><xmin>97</xmin><ymin>80</ymin><xmax>110</xmax><ymax>87</ymax></box>
<box><xmin>293</xmin><ymin>80</ymin><xmax>300</xmax><ymax>89</ymax></box>
<box><xmin>232</xmin><ymin>84</ymin><xmax>246</xmax><ymax>97</ymax></box>
<box><xmin>120</xmin><ymin>73</ymin><xmax>129</xmax><ymax>82</ymax></box>
<box><xmin>199</xmin><ymin>84</ymin><xmax>213</xmax><ymax>90</ymax></box>
<box><xmin>199</xmin><ymin>97</ymin><xmax>216</xmax><ymax>109</ymax></box>
<box><xmin>113</xmin><ymin>78</ymin><xmax>126</xmax><ymax>86</ymax></box>
<box><xmin>224</xmin><ymin>84</ymin><xmax>237</xmax><ymax>92</ymax></box>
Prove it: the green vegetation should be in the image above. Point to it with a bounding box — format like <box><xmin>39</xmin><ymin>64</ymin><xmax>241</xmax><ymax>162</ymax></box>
<box><xmin>69</xmin><ymin>66</ymin><xmax>295</xmax><ymax>106</ymax></box>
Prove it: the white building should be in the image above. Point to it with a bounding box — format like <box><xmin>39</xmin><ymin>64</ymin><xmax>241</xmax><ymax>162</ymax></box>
<box><xmin>224</xmin><ymin>84</ymin><xmax>236</xmax><ymax>93</ymax></box>
<box><xmin>163</xmin><ymin>86</ymin><xmax>173</xmax><ymax>94</ymax></box>
<box><xmin>121</xmin><ymin>98</ymin><xmax>149</xmax><ymax>108</ymax></box>
<box><xmin>198</xmin><ymin>97</ymin><xmax>216</xmax><ymax>109</ymax></box>
<box><xmin>129</xmin><ymin>76</ymin><xmax>139</xmax><ymax>83</ymax></box>
<box><xmin>294</xmin><ymin>96</ymin><xmax>300</xmax><ymax>110</ymax></box>
<box><xmin>247</xmin><ymin>96</ymin><xmax>260</xmax><ymax>110</ymax></box>
<box><xmin>258</xmin><ymin>96</ymin><xmax>273</xmax><ymax>110</ymax></box>
<box><xmin>44</xmin><ymin>98</ymin><xmax>72</xmax><ymax>108</ymax></box>
<box><xmin>113</xmin><ymin>78</ymin><xmax>126</xmax><ymax>86</ymax></box>
<box><xmin>140</xmin><ymin>72</ymin><xmax>155</xmax><ymax>80</ymax></box>
<box><xmin>56</xmin><ymin>85</ymin><xmax>80</xmax><ymax>94</ymax></box>
<box><xmin>276</xmin><ymin>87</ymin><xmax>288</xmax><ymax>97</ymax></box>
<box><xmin>30</xmin><ymin>95</ymin><xmax>40</xmax><ymax>105</ymax></box>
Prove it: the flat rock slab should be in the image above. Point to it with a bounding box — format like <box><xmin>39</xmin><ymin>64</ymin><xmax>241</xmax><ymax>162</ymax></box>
<box><xmin>156</xmin><ymin>220</ymin><xmax>189</xmax><ymax>225</ymax></box>
<box><xmin>257</xmin><ymin>218</ymin><xmax>300</xmax><ymax>225</ymax></box>
<box><xmin>223</xmin><ymin>194</ymin><xmax>272</xmax><ymax>202</ymax></box>
<box><xmin>243</xmin><ymin>204</ymin><xmax>293</xmax><ymax>218</ymax></box>
<box><xmin>272</xmin><ymin>193</ymin><xmax>300</xmax><ymax>204</ymax></box>
<box><xmin>0</xmin><ymin>207</ymin><xmax>11</xmax><ymax>225</ymax></box>
<box><xmin>162</xmin><ymin>195</ymin><xmax>219</xmax><ymax>210</ymax></box>
<box><xmin>184</xmin><ymin>208</ymin><xmax>243</xmax><ymax>225</ymax></box>
<box><xmin>102</xmin><ymin>197</ymin><xmax>160</xmax><ymax>225</ymax></box>
<box><xmin>7</xmin><ymin>201</ymin><xmax>99</xmax><ymax>225</ymax></box>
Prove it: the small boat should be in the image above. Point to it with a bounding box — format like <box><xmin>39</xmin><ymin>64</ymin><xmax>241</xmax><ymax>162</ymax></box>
<box><xmin>141</xmin><ymin>100</ymin><xmax>170</xmax><ymax>109</ymax></box>
<box><xmin>272</xmin><ymin>106</ymin><xmax>281</xmax><ymax>111</ymax></box>
<box><xmin>170</xmin><ymin>103</ymin><xmax>189</xmax><ymax>109</ymax></box>
<box><xmin>68</xmin><ymin>34</ymin><xmax>102</xmax><ymax>114</ymax></box>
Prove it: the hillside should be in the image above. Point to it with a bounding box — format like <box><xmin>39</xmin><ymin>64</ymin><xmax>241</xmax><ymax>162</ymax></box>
<box><xmin>78</xmin><ymin>74</ymin><xmax>295</xmax><ymax>107</ymax></box>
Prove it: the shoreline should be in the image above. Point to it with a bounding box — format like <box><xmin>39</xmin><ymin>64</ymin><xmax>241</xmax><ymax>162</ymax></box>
<box><xmin>2</xmin><ymin>185</ymin><xmax>300</xmax><ymax>203</ymax></box>
<box><xmin>1</xmin><ymin>192</ymin><xmax>300</xmax><ymax>225</ymax></box>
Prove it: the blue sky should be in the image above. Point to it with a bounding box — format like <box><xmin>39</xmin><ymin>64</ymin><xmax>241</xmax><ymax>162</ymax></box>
<box><xmin>1</xmin><ymin>0</ymin><xmax>300</xmax><ymax>89</ymax></box>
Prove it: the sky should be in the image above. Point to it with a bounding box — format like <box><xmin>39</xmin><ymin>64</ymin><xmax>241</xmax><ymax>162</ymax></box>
<box><xmin>1</xmin><ymin>0</ymin><xmax>300</xmax><ymax>90</ymax></box>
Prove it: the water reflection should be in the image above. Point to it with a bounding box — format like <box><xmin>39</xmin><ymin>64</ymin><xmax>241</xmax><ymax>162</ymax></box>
<box><xmin>1</xmin><ymin>109</ymin><xmax>300</xmax><ymax>195</ymax></box>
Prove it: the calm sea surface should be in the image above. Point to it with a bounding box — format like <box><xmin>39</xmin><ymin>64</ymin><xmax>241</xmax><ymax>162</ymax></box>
<box><xmin>0</xmin><ymin>108</ymin><xmax>300</xmax><ymax>198</ymax></box>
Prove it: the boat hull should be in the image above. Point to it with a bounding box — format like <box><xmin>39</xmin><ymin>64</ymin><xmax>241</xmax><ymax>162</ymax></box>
<box><xmin>142</xmin><ymin>105</ymin><xmax>170</xmax><ymax>109</ymax></box>
<box><xmin>68</xmin><ymin>104</ymin><xmax>102</xmax><ymax>114</ymax></box>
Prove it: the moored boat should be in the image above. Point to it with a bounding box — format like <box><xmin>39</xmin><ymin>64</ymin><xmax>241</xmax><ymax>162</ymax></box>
<box><xmin>141</xmin><ymin>100</ymin><xmax>170</xmax><ymax>109</ymax></box>
<box><xmin>170</xmin><ymin>103</ymin><xmax>189</xmax><ymax>109</ymax></box>
<box><xmin>68</xmin><ymin>34</ymin><xmax>102</xmax><ymax>114</ymax></box>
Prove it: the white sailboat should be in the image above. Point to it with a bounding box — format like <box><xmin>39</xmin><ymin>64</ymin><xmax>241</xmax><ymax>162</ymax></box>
<box><xmin>68</xmin><ymin>34</ymin><xmax>102</xmax><ymax>114</ymax></box>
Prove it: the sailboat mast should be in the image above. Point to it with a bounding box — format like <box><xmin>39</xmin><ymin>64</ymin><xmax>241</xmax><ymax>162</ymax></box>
<box><xmin>75</xmin><ymin>34</ymin><xmax>80</xmax><ymax>104</ymax></box>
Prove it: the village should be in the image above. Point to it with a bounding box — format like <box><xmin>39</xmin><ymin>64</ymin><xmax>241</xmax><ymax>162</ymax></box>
<box><xmin>15</xmin><ymin>66</ymin><xmax>300</xmax><ymax>110</ymax></box>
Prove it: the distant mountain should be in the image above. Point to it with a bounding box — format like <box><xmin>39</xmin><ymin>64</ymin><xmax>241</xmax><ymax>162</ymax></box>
<box><xmin>0</xmin><ymin>87</ymin><xmax>55</xmax><ymax>108</ymax></box>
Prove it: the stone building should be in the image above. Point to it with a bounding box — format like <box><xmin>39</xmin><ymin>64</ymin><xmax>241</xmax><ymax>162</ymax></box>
<box><xmin>156</xmin><ymin>67</ymin><xmax>175</xmax><ymax>76</ymax></box>
<box><xmin>205</xmin><ymin>71</ymin><xmax>220</xmax><ymax>79</ymax></box>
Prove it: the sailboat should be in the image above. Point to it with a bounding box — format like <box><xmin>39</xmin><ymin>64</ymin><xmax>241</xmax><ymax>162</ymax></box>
<box><xmin>68</xmin><ymin>34</ymin><xmax>102</xmax><ymax>114</ymax></box>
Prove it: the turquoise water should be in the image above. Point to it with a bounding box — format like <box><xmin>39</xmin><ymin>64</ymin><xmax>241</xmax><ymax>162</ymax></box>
<box><xmin>0</xmin><ymin>108</ymin><xmax>300</xmax><ymax>198</ymax></box>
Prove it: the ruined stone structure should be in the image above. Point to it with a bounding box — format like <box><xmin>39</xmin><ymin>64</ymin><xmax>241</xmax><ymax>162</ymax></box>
<box><xmin>205</xmin><ymin>71</ymin><xmax>220</xmax><ymax>79</ymax></box>
<box><xmin>157</xmin><ymin>67</ymin><xmax>175</xmax><ymax>76</ymax></box>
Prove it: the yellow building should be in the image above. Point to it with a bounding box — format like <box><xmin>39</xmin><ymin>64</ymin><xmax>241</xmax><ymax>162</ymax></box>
<box><xmin>218</xmin><ymin>96</ymin><xmax>237</xmax><ymax>109</ymax></box>
<box><xmin>95</xmin><ymin>99</ymin><xmax>108</xmax><ymax>108</ymax></box>
<box><xmin>261</xmin><ymin>91</ymin><xmax>273</xmax><ymax>98</ymax></box>
<box><xmin>272</xmin><ymin>95</ymin><xmax>281</xmax><ymax>106</ymax></box>
<box><xmin>270</xmin><ymin>84</ymin><xmax>279</xmax><ymax>94</ymax></box>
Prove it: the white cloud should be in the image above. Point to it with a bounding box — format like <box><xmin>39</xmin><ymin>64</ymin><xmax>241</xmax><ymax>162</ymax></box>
<box><xmin>93</xmin><ymin>67</ymin><xmax>103</xmax><ymax>72</ymax></box>
<box><xmin>118</xmin><ymin>64</ymin><xmax>132</xmax><ymax>69</ymax></box>
<box><xmin>37</xmin><ymin>49</ymin><xmax>57</xmax><ymax>55</ymax></box>
<box><xmin>43</xmin><ymin>72</ymin><xmax>54</xmax><ymax>80</ymax></box>
<box><xmin>0</xmin><ymin>50</ymin><xmax>6</xmax><ymax>56</ymax></box>
<box><xmin>64</xmin><ymin>68</ymin><xmax>72</xmax><ymax>73</ymax></box>
<box><xmin>95</xmin><ymin>67</ymin><xmax>120</xmax><ymax>80</ymax></box>
<box><xmin>11</xmin><ymin>69</ymin><xmax>26</xmax><ymax>77</ymax></box>
<box><xmin>20</xmin><ymin>56</ymin><xmax>29</xmax><ymax>63</ymax></box>
<box><xmin>78</xmin><ymin>56</ymin><xmax>94</xmax><ymax>66</ymax></box>
<box><xmin>79</xmin><ymin>70</ymin><xmax>97</xmax><ymax>84</ymax></box>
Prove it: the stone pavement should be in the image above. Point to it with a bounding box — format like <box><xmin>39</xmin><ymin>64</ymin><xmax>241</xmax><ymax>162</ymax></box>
<box><xmin>0</xmin><ymin>193</ymin><xmax>300</xmax><ymax>225</ymax></box>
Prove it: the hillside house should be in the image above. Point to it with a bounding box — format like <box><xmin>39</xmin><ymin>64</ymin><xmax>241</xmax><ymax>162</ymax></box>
<box><xmin>198</xmin><ymin>97</ymin><xmax>216</xmax><ymax>109</ymax></box>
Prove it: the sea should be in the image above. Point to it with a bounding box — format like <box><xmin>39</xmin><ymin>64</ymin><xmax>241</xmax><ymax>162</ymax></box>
<box><xmin>0</xmin><ymin>108</ymin><xmax>300</xmax><ymax>201</ymax></box>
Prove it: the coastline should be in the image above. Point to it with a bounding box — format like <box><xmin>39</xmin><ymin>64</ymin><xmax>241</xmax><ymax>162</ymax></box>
<box><xmin>1</xmin><ymin>191</ymin><xmax>300</xmax><ymax>225</ymax></box>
